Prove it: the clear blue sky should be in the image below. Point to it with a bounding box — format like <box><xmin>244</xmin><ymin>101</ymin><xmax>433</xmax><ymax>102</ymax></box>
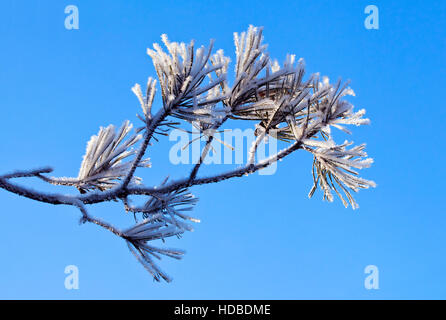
<box><xmin>0</xmin><ymin>0</ymin><xmax>445</xmax><ymax>299</ymax></box>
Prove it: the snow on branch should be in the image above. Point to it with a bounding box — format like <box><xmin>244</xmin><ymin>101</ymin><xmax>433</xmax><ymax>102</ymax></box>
<box><xmin>147</xmin><ymin>34</ymin><xmax>229</xmax><ymax>128</ymax></box>
<box><xmin>77</xmin><ymin>121</ymin><xmax>150</xmax><ymax>193</ymax></box>
<box><xmin>0</xmin><ymin>26</ymin><xmax>376</xmax><ymax>283</ymax></box>
<box><xmin>132</xmin><ymin>77</ymin><xmax>157</xmax><ymax>123</ymax></box>
<box><xmin>305</xmin><ymin>140</ymin><xmax>376</xmax><ymax>209</ymax></box>
<box><xmin>124</xmin><ymin>213</ymin><xmax>185</xmax><ymax>282</ymax></box>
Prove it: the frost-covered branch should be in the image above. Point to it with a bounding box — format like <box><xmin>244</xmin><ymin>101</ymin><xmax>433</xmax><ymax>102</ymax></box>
<box><xmin>0</xmin><ymin>26</ymin><xmax>375</xmax><ymax>282</ymax></box>
<box><xmin>0</xmin><ymin>167</ymin><xmax>53</xmax><ymax>179</ymax></box>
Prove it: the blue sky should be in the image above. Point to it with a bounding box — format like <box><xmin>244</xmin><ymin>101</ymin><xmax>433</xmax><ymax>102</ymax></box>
<box><xmin>0</xmin><ymin>0</ymin><xmax>445</xmax><ymax>299</ymax></box>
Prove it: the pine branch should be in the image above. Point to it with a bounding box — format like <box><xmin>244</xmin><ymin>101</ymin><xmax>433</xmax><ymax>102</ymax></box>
<box><xmin>0</xmin><ymin>26</ymin><xmax>375</xmax><ymax>282</ymax></box>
